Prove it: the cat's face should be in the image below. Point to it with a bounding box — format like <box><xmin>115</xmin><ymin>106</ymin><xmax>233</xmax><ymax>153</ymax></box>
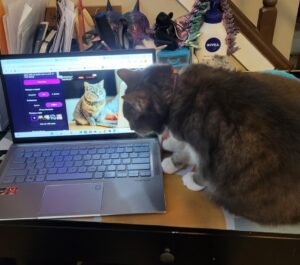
<box><xmin>84</xmin><ymin>80</ymin><xmax>106</xmax><ymax>102</ymax></box>
<box><xmin>117</xmin><ymin>66</ymin><xmax>171</xmax><ymax>136</ymax></box>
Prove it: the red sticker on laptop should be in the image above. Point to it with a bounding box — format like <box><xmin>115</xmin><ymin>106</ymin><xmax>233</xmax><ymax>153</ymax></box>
<box><xmin>0</xmin><ymin>187</ymin><xmax>18</xmax><ymax>196</ymax></box>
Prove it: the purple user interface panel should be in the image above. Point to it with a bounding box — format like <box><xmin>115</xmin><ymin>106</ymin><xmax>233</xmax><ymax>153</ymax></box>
<box><xmin>4</xmin><ymin>72</ymin><xmax>68</xmax><ymax>132</ymax></box>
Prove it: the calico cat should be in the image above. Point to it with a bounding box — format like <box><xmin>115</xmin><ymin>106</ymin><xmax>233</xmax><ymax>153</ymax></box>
<box><xmin>73</xmin><ymin>80</ymin><xmax>106</xmax><ymax>126</ymax></box>
<box><xmin>117</xmin><ymin>64</ymin><xmax>300</xmax><ymax>224</ymax></box>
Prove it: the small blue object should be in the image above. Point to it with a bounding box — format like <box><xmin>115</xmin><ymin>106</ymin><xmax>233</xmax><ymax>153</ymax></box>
<box><xmin>263</xmin><ymin>70</ymin><xmax>299</xmax><ymax>80</ymax></box>
<box><xmin>157</xmin><ymin>48</ymin><xmax>190</xmax><ymax>68</ymax></box>
<box><xmin>205</xmin><ymin>0</ymin><xmax>223</xmax><ymax>24</ymax></box>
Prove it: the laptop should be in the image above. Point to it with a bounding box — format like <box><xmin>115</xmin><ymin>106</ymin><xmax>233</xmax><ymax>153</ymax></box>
<box><xmin>0</xmin><ymin>49</ymin><xmax>165</xmax><ymax>220</ymax></box>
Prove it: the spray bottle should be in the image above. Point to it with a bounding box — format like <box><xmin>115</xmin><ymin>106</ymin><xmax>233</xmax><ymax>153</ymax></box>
<box><xmin>195</xmin><ymin>0</ymin><xmax>227</xmax><ymax>63</ymax></box>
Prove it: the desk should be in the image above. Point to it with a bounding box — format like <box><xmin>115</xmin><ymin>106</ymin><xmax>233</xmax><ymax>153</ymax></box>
<box><xmin>0</xmin><ymin>132</ymin><xmax>299</xmax><ymax>265</ymax></box>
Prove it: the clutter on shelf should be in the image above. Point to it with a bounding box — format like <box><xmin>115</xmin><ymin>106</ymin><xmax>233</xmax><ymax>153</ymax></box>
<box><xmin>0</xmin><ymin>0</ymin><xmax>239</xmax><ymax>68</ymax></box>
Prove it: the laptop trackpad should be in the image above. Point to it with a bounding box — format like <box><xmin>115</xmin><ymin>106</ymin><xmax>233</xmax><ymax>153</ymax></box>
<box><xmin>39</xmin><ymin>183</ymin><xmax>103</xmax><ymax>217</ymax></box>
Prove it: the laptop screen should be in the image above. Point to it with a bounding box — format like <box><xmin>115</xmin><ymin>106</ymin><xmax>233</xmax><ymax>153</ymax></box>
<box><xmin>0</xmin><ymin>49</ymin><xmax>155</xmax><ymax>141</ymax></box>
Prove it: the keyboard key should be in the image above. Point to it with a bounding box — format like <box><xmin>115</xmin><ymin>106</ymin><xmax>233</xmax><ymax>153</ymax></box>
<box><xmin>107</xmin><ymin>165</ymin><xmax>116</xmax><ymax>171</ymax></box>
<box><xmin>13</xmin><ymin>158</ymin><xmax>26</xmax><ymax>163</ymax></box>
<box><xmin>132</xmin><ymin>158</ymin><xmax>150</xmax><ymax>164</ymax></box>
<box><xmin>87</xmin><ymin>166</ymin><xmax>97</xmax><ymax>172</ymax></box>
<box><xmin>104</xmin><ymin>171</ymin><xmax>115</xmax><ymax>178</ymax></box>
<box><xmin>15</xmin><ymin>176</ymin><xmax>26</xmax><ymax>183</ymax></box>
<box><xmin>11</xmin><ymin>163</ymin><xmax>26</xmax><ymax>170</ymax></box>
<box><xmin>129</xmin><ymin>153</ymin><xmax>138</xmax><ymax>158</ymax></box>
<box><xmin>128</xmin><ymin>171</ymin><xmax>139</xmax><ymax>177</ymax></box>
<box><xmin>46</xmin><ymin>173</ymin><xmax>93</xmax><ymax>181</ymax></box>
<box><xmin>83</xmin><ymin>154</ymin><xmax>92</xmax><ymax>160</ymax></box>
<box><xmin>117</xmin><ymin>165</ymin><xmax>126</xmax><ymax>171</ymax></box>
<box><xmin>45</xmin><ymin>157</ymin><xmax>54</xmax><ymax>162</ymax></box>
<box><xmin>74</xmin><ymin>161</ymin><xmax>83</xmax><ymax>167</ymax></box>
<box><xmin>94</xmin><ymin>172</ymin><xmax>104</xmax><ymax>178</ymax></box>
<box><xmin>112</xmin><ymin>159</ymin><xmax>121</xmax><ymax>165</ymax></box>
<box><xmin>140</xmin><ymin>170</ymin><xmax>151</xmax><ymax>177</ymax></box>
<box><xmin>128</xmin><ymin>164</ymin><xmax>150</xmax><ymax>170</ymax></box>
<box><xmin>67</xmin><ymin>167</ymin><xmax>77</xmax><ymax>173</ymax></box>
<box><xmin>93</xmin><ymin>160</ymin><xmax>102</xmax><ymax>166</ymax></box>
<box><xmin>78</xmin><ymin>167</ymin><xmax>87</xmax><ymax>173</ymax></box>
<box><xmin>26</xmin><ymin>176</ymin><xmax>35</xmax><ymax>182</ymax></box>
<box><xmin>120</xmin><ymin>153</ymin><xmax>129</xmax><ymax>158</ymax></box>
<box><xmin>122</xmin><ymin>158</ymin><xmax>130</xmax><ymax>164</ymax></box>
<box><xmin>7</xmin><ymin>169</ymin><xmax>27</xmax><ymax>176</ymax></box>
<box><xmin>117</xmin><ymin>171</ymin><xmax>128</xmax><ymax>178</ymax></box>
<box><xmin>103</xmin><ymin>159</ymin><xmax>112</xmax><ymax>165</ymax></box>
<box><xmin>38</xmin><ymin>168</ymin><xmax>48</xmax><ymax>175</ymax></box>
<box><xmin>96</xmin><ymin>148</ymin><xmax>105</xmax><ymax>154</ymax></box>
<box><xmin>2</xmin><ymin>176</ymin><xmax>15</xmax><ymax>184</ymax></box>
<box><xmin>97</xmin><ymin>166</ymin><xmax>106</xmax><ymax>172</ymax></box>
<box><xmin>58</xmin><ymin>167</ymin><xmax>67</xmax><ymax>174</ymax></box>
<box><xmin>73</xmin><ymin>155</ymin><xmax>82</xmax><ymax>161</ymax></box>
<box><xmin>101</xmin><ymin>154</ymin><xmax>110</xmax><ymax>159</ymax></box>
<box><xmin>92</xmin><ymin>154</ymin><xmax>101</xmax><ymax>160</ymax></box>
<box><xmin>111</xmin><ymin>153</ymin><xmax>119</xmax><ymax>159</ymax></box>
<box><xmin>28</xmin><ymin>169</ymin><xmax>38</xmax><ymax>175</ymax></box>
<box><xmin>48</xmin><ymin>168</ymin><xmax>57</xmax><ymax>174</ymax></box>
<box><xmin>36</xmin><ymin>175</ymin><xmax>46</xmax><ymax>182</ymax></box>
<box><xmin>54</xmin><ymin>161</ymin><xmax>64</xmax><ymax>168</ymax></box>
<box><xmin>139</xmin><ymin>152</ymin><xmax>150</xmax><ymax>158</ymax></box>
<box><xmin>84</xmin><ymin>160</ymin><xmax>93</xmax><ymax>166</ymax></box>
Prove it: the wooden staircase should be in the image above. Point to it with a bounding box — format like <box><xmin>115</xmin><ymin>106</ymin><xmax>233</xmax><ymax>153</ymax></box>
<box><xmin>177</xmin><ymin>0</ymin><xmax>293</xmax><ymax>70</ymax></box>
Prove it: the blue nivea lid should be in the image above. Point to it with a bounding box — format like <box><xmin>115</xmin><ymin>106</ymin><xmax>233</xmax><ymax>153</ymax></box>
<box><xmin>205</xmin><ymin>0</ymin><xmax>223</xmax><ymax>24</ymax></box>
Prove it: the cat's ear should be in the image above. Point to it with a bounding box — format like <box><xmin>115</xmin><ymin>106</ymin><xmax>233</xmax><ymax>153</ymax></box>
<box><xmin>84</xmin><ymin>81</ymin><xmax>89</xmax><ymax>90</ymax></box>
<box><xmin>117</xmin><ymin>69</ymin><xmax>139</xmax><ymax>86</ymax></box>
<box><xmin>122</xmin><ymin>91</ymin><xmax>149</xmax><ymax>113</ymax></box>
<box><xmin>98</xmin><ymin>80</ymin><xmax>104</xmax><ymax>86</ymax></box>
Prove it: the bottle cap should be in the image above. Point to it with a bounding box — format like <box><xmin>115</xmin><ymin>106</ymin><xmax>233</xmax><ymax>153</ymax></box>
<box><xmin>205</xmin><ymin>0</ymin><xmax>223</xmax><ymax>24</ymax></box>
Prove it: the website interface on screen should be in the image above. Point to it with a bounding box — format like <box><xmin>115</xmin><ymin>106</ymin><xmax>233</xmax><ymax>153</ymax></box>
<box><xmin>0</xmin><ymin>53</ymin><xmax>153</xmax><ymax>139</ymax></box>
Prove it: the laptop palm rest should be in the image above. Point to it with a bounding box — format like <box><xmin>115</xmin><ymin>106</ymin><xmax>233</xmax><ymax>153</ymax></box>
<box><xmin>39</xmin><ymin>183</ymin><xmax>103</xmax><ymax>218</ymax></box>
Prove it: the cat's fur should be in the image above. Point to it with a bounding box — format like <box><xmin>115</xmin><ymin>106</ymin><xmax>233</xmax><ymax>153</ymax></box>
<box><xmin>73</xmin><ymin>81</ymin><xmax>106</xmax><ymax>126</ymax></box>
<box><xmin>117</xmin><ymin>64</ymin><xmax>300</xmax><ymax>224</ymax></box>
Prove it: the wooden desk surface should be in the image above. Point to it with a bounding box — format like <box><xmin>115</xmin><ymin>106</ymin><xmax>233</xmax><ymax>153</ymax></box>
<box><xmin>101</xmin><ymin>174</ymin><xmax>226</xmax><ymax>229</ymax></box>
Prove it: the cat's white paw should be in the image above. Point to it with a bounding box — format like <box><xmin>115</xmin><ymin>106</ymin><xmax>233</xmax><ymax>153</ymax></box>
<box><xmin>182</xmin><ymin>172</ymin><xmax>205</xmax><ymax>191</ymax></box>
<box><xmin>162</xmin><ymin>137</ymin><xmax>184</xmax><ymax>152</ymax></box>
<box><xmin>161</xmin><ymin>157</ymin><xmax>180</xmax><ymax>174</ymax></box>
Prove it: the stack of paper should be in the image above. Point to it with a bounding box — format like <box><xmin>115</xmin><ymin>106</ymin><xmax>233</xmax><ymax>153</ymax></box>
<box><xmin>49</xmin><ymin>0</ymin><xmax>76</xmax><ymax>53</ymax></box>
<box><xmin>1</xmin><ymin>0</ymin><xmax>47</xmax><ymax>54</ymax></box>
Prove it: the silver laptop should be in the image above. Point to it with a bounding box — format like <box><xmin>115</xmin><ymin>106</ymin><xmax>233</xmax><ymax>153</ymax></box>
<box><xmin>0</xmin><ymin>49</ymin><xmax>165</xmax><ymax>220</ymax></box>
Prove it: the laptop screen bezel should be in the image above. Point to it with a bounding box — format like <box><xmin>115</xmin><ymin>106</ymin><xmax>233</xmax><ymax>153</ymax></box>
<box><xmin>0</xmin><ymin>49</ymin><xmax>156</xmax><ymax>144</ymax></box>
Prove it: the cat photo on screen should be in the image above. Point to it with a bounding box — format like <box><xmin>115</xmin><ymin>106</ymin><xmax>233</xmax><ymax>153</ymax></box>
<box><xmin>61</xmin><ymin>70</ymin><xmax>121</xmax><ymax>130</ymax></box>
<box><xmin>117</xmin><ymin>64</ymin><xmax>300</xmax><ymax>225</ymax></box>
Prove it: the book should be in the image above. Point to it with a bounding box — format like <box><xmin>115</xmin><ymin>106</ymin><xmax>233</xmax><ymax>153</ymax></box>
<box><xmin>39</xmin><ymin>29</ymin><xmax>57</xmax><ymax>53</ymax></box>
<box><xmin>33</xmin><ymin>21</ymin><xmax>49</xmax><ymax>53</ymax></box>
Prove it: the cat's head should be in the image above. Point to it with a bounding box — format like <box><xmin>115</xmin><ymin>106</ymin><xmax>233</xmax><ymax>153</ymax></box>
<box><xmin>84</xmin><ymin>80</ymin><xmax>106</xmax><ymax>102</ymax></box>
<box><xmin>117</xmin><ymin>65</ymin><xmax>173</xmax><ymax>136</ymax></box>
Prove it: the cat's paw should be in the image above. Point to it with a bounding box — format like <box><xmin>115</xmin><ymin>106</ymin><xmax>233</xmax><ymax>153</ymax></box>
<box><xmin>182</xmin><ymin>172</ymin><xmax>205</xmax><ymax>191</ymax></box>
<box><xmin>161</xmin><ymin>157</ymin><xmax>181</xmax><ymax>174</ymax></box>
<box><xmin>89</xmin><ymin>120</ymin><xmax>97</xmax><ymax>126</ymax></box>
<box><xmin>162</xmin><ymin>137</ymin><xmax>184</xmax><ymax>152</ymax></box>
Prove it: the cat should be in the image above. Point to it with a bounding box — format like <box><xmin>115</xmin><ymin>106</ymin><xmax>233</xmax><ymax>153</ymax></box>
<box><xmin>73</xmin><ymin>80</ymin><xmax>106</xmax><ymax>126</ymax></box>
<box><xmin>159</xmin><ymin>130</ymin><xmax>205</xmax><ymax>191</ymax></box>
<box><xmin>117</xmin><ymin>64</ymin><xmax>300</xmax><ymax>225</ymax></box>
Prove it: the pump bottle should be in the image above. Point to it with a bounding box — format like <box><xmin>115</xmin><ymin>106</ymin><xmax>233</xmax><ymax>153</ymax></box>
<box><xmin>195</xmin><ymin>0</ymin><xmax>227</xmax><ymax>63</ymax></box>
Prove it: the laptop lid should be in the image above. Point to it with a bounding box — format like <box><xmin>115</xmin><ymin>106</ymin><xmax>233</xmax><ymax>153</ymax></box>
<box><xmin>0</xmin><ymin>49</ymin><xmax>155</xmax><ymax>144</ymax></box>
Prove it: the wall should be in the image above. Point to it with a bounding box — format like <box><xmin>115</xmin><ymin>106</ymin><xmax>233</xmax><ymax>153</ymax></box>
<box><xmin>231</xmin><ymin>0</ymin><xmax>300</xmax><ymax>59</ymax></box>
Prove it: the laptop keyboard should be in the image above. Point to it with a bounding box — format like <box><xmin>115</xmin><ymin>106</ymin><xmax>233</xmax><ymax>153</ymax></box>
<box><xmin>2</xmin><ymin>143</ymin><xmax>152</xmax><ymax>184</ymax></box>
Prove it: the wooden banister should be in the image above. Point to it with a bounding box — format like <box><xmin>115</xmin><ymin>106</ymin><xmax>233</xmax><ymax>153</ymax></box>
<box><xmin>228</xmin><ymin>0</ymin><xmax>292</xmax><ymax>69</ymax></box>
<box><xmin>257</xmin><ymin>0</ymin><xmax>278</xmax><ymax>44</ymax></box>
